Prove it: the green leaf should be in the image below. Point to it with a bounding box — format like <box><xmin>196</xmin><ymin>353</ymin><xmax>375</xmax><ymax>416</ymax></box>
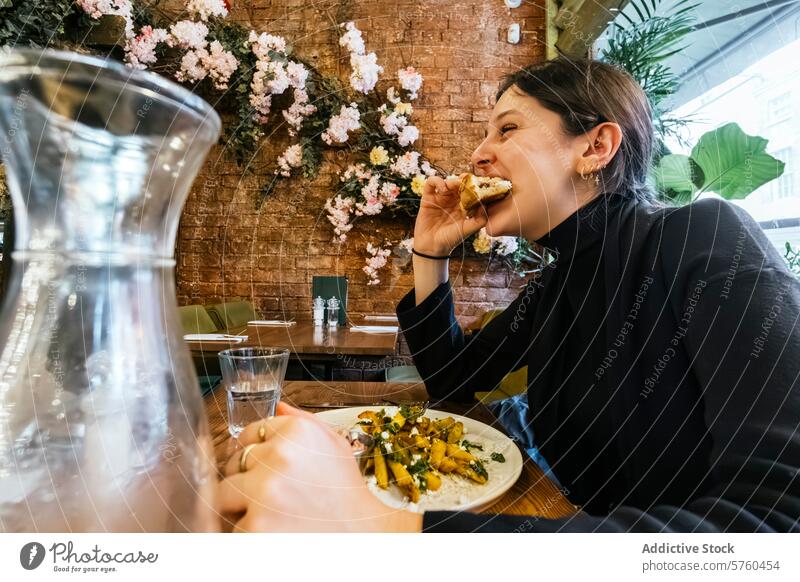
<box><xmin>654</xmin><ymin>154</ymin><xmax>702</xmax><ymax>198</ymax></box>
<box><xmin>690</xmin><ymin>123</ymin><xmax>786</xmax><ymax>200</ymax></box>
<box><xmin>490</xmin><ymin>452</ymin><xmax>506</xmax><ymax>463</ymax></box>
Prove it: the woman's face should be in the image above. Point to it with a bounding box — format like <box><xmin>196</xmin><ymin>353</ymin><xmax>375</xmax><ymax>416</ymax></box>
<box><xmin>469</xmin><ymin>86</ymin><xmax>593</xmax><ymax>240</ymax></box>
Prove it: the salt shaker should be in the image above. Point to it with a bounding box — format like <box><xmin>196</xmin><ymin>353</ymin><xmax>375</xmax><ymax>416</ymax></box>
<box><xmin>327</xmin><ymin>296</ymin><xmax>340</xmax><ymax>328</ymax></box>
<box><xmin>313</xmin><ymin>296</ymin><xmax>325</xmax><ymax>326</ymax></box>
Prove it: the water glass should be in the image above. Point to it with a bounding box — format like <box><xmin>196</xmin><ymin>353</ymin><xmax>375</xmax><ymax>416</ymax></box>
<box><xmin>218</xmin><ymin>347</ymin><xmax>290</xmax><ymax>438</ymax></box>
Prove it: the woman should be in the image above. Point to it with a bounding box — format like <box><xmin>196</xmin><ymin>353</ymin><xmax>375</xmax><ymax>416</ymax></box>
<box><xmin>218</xmin><ymin>58</ymin><xmax>800</xmax><ymax>532</ymax></box>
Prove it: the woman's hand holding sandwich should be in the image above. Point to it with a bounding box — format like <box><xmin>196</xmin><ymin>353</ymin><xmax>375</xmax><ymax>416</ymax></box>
<box><xmin>411</xmin><ymin>174</ymin><xmax>488</xmax><ymax>304</ymax></box>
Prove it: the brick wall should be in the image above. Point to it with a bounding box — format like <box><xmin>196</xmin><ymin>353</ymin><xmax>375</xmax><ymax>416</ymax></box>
<box><xmin>176</xmin><ymin>0</ymin><xmax>546</xmax><ymax>325</ymax></box>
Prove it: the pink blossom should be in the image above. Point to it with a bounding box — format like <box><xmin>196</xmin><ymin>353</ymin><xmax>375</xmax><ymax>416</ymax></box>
<box><xmin>324</xmin><ymin>195</ymin><xmax>356</xmax><ymax>241</ymax></box>
<box><xmin>390</xmin><ymin>151</ymin><xmax>421</xmax><ymax>178</ymax></box>
<box><xmin>341</xmin><ymin>164</ymin><xmax>372</xmax><ymax>182</ymax></box>
<box><xmin>174</xmin><ymin>49</ymin><xmax>208</xmax><ymax>82</ymax></box>
<box><xmin>203</xmin><ymin>40</ymin><xmax>238</xmax><ymax>90</ymax></box>
<box><xmin>379</xmin><ymin>182</ymin><xmax>400</xmax><ymax>205</ymax></box>
<box><xmin>283</xmin><ymin>89</ymin><xmax>317</xmax><ymax>136</ymax></box>
<box><xmin>363</xmin><ymin>243</ymin><xmax>392</xmax><ymax>285</ymax></box>
<box><xmin>286</xmin><ymin>61</ymin><xmax>309</xmax><ymax>89</ymax></box>
<box><xmin>355</xmin><ymin>176</ymin><xmax>383</xmax><ymax>216</ymax></box>
<box><xmin>124</xmin><ymin>26</ymin><xmax>168</xmax><ymax>70</ymax></box>
<box><xmin>248</xmin><ymin>31</ymin><xmax>294</xmax><ymax>124</ymax></box>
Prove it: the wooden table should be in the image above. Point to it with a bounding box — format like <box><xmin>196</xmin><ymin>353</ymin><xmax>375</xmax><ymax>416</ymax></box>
<box><xmin>204</xmin><ymin>380</ymin><xmax>579</xmax><ymax>521</ymax></box>
<box><xmin>188</xmin><ymin>322</ymin><xmax>398</xmax><ymax>358</ymax></box>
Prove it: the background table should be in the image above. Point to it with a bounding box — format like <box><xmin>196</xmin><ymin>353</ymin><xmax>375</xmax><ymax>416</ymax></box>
<box><xmin>188</xmin><ymin>322</ymin><xmax>399</xmax><ymax>380</ymax></box>
<box><xmin>204</xmin><ymin>380</ymin><xmax>580</xmax><ymax>521</ymax></box>
<box><xmin>187</xmin><ymin>322</ymin><xmax>398</xmax><ymax>357</ymax></box>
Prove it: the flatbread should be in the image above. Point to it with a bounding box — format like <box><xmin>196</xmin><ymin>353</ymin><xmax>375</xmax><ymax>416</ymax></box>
<box><xmin>459</xmin><ymin>174</ymin><xmax>512</xmax><ymax>217</ymax></box>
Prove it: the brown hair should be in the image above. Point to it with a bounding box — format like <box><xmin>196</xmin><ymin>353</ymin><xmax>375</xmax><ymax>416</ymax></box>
<box><xmin>497</xmin><ymin>58</ymin><xmax>655</xmax><ymax>202</ymax></box>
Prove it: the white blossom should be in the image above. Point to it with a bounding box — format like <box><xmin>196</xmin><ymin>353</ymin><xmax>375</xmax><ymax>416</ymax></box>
<box><xmin>76</xmin><ymin>0</ymin><xmax>134</xmax><ymax>38</ymax></box>
<box><xmin>168</xmin><ymin>20</ymin><xmax>209</xmax><ymax>50</ymax></box>
<box><xmin>339</xmin><ymin>21</ymin><xmax>366</xmax><ymax>55</ymax></box>
<box><xmin>349</xmin><ymin>52</ymin><xmax>383</xmax><ymax>94</ymax></box>
<box><xmin>321</xmin><ymin>103</ymin><xmax>360</xmax><ymax>145</ymax></box>
<box><xmin>398</xmin><ymin>66</ymin><xmax>423</xmax><ymax>100</ymax></box>
<box><xmin>397</xmin><ymin>124</ymin><xmax>419</xmax><ymax>147</ymax></box>
<box><xmin>276</xmin><ymin>143</ymin><xmax>303</xmax><ymax>177</ymax></box>
<box><xmin>186</xmin><ymin>0</ymin><xmax>228</xmax><ymax>22</ymax></box>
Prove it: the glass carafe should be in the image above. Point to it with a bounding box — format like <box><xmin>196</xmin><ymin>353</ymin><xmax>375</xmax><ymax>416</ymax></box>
<box><xmin>0</xmin><ymin>49</ymin><xmax>221</xmax><ymax>532</ymax></box>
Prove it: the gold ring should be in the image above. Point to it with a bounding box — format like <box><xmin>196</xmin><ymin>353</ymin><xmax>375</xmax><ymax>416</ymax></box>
<box><xmin>239</xmin><ymin>443</ymin><xmax>257</xmax><ymax>473</ymax></box>
<box><xmin>257</xmin><ymin>424</ymin><xmax>267</xmax><ymax>442</ymax></box>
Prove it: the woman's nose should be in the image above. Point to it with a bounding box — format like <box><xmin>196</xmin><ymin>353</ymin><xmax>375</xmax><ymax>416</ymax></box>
<box><xmin>470</xmin><ymin>142</ymin><xmax>495</xmax><ymax>176</ymax></box>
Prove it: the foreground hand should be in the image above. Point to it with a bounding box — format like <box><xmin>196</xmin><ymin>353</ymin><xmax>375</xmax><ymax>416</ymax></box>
<box><xmin>217</xmin><ymin>402</ymin><xmax>423</xmax><ymax>533</ymax></box>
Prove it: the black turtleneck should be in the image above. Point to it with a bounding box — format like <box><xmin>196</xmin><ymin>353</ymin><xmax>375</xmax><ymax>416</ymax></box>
<box><xmin>396</xmin><ymin>195</ymin><xmax>800</xmax><ymax>532</ymax></box>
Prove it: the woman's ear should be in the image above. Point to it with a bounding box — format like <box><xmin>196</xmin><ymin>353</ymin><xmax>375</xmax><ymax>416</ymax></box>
<box><xmin>576</xmin><ymin>122</ymin><xmax>623</xmax><ymax>175</ymax></box>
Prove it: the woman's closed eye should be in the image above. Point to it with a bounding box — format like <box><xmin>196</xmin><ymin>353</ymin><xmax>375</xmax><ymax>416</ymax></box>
<box><xmin>499</xmin><ymin>124</ymin><xmax>517</xmax><ymax>136</ymax></box>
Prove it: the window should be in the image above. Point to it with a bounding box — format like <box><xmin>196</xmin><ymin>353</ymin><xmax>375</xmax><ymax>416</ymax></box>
<box><xmin>772</xmin><ymin>147</ymin><xmax>793</xmax><ymax>199</ymax></box>
<box><xmin>667</xmin><ymin>39</ymin><xmax>800</xmax><ymax>239</ymax></box>
<box><xmin>768</xmin><ymin>92</ymin><xmax>792</xmax><ymax>126</ymax></box>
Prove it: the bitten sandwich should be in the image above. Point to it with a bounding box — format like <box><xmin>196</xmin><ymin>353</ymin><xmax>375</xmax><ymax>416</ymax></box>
<box><xmin>459</xmin><ymin>174</ymin><xmax>512</xmax><ymax>217</ymax></box>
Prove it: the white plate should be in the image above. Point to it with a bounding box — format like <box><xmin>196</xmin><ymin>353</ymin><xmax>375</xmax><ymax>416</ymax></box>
<box><xmin>316</xmin><ymin>406</ymin><xmax>523</xmax><ymax>513</ymax></box>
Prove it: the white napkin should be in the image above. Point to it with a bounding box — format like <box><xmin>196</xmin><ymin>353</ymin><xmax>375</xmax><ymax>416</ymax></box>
<box><xmin>364</xmin><ymin>315</ymin><xmax>399</xmax><ymax>322</ymax></box>
<box><xmin>350</xmin><ymin>325</ymin><xmax>399</xmax><ymax>334</ymax></box>
<box><xmin>183</xmin><ymin>333</ymin><xmax>247</xmax><ymax>342</ymax></box>
<box><xmin>248</xmin><ymin>320</ymin><xmax>296</xmax><ymax>327</ymax></box>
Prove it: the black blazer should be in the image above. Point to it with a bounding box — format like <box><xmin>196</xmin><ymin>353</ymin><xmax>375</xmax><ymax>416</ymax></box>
<box><xmin>397</xmin><ymin>196</ymin><xmax>800</xmax><ymax>532</ymax></box>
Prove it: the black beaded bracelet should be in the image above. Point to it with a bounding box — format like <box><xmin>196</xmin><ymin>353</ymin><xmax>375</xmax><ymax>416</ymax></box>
<box><xmin>412</xmin><ymin>248</ymin><xmax>452</xmax><ymax>260</ymax></box>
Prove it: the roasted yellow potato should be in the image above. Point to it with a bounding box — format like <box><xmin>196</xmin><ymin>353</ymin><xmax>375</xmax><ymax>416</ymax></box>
<box><xmin>355</xmin><ymin>406</ymin><xmax>497</xmax><ymax>503</ymax></box>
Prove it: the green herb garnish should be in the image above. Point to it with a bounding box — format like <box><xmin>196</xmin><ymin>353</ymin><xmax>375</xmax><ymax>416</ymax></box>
<box><xmin>471</xmin><ymin>459</ymin><xmax>489</xmax><ymax>480</ymax></box>
<box><xmin>461</xmin><ymin>439</ymin><xmax>484</xmax><ymax>452</ymax></box>
<box><xmin>408</xmin><ymin>458</ymin><xmax>430</xmax><ymax>475</ymax></box>
<box><xmin>491</xmin><ymin>452</ymin><xmax>506</xmax><ymax>463</ymax></box>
